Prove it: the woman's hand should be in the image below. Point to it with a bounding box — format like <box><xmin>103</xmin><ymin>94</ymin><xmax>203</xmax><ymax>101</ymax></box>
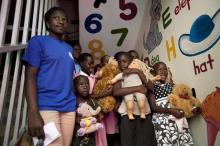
<box><xmin>170</xmin><ymin>108</ymin><xmax>184</xmax><ymax>119</ymax></box>
<box><xmin>28</xmin><ymin>111</ymin><xmax>45</xmax><ymax>139</ymax></box>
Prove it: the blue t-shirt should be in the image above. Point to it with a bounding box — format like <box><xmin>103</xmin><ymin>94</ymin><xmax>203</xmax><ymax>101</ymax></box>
<box><xmin>22</xmin><ymin>36</ymin><xmax>76</xmax><ymax>112</ymax></box>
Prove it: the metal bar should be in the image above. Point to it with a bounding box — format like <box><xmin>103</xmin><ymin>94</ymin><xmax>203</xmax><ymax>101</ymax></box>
<box><xmin>22</xmin><ymin>0</ymin><xmax>33</xmax><ymax>43</ymax></box>
<box><xmin>8</xmin><ymin>51</ymin><xmax>22</xmax><ymax>145</ymax></box>
<box><xmin>37</xmin><ymin>0</ymin><xmax>45</xmax><ymax>35</ymax></box>
<box><xmin>0</xmin><ymin>0</ymin><xmax>11</xmax><ymax>119</ymax></box>
<box><xmin>20</xmin><ymin>66</ymin><xmax>27</xmax><ymax>130</ymax></box>
<box><xmin>31</xmin><ymin>0</ymin><xmax>39</xmax><ymax>37</ymax></box>
<box><xmin>42</xmin><ymin>0</ymin><xmax>48</xmax><ymax>35</ymax></box>
<box><xmin>3</xmin><ymin>0</ymin><xmax>23</xmax><ymax>145</ymax></box>
<box><xmin>21</xmin><ymin>99</ymin><xmax>27</xmax><ymax>132</ymax></box>
<box><xmin>10</xmin><ymin>0</ymin><xmax>33</xmax><ymax>143</ymax></box>
<box><xmin>0</xmin><ymin>53</ymin><xmax>11</xmax><ymax>120</ymax></box>
<box><xmin>0</xmin><ymin>0</ymin><xmax>11</xmax><ymax>46</ymax></box>
<box><xmin>0</xmin><ymin>44</ymin><xmax>27</xmax><ymax>53</ymax></box>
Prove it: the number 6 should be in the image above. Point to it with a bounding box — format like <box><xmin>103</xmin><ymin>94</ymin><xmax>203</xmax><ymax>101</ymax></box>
<box><xmin>85</xmin><ymin>13</ymin><xmax>103</xmax><ymax>33</ymax></box>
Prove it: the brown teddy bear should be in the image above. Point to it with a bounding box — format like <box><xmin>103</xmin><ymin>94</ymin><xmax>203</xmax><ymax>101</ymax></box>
<box><xmin>93</xmin><ymin>57</ymin><xmax>119</xmax><ymax>113</ymax></box>
<box><xmin>168</xmin><ymin>84</ymin><xmax>201</xmax><ymax>118</ymax></box>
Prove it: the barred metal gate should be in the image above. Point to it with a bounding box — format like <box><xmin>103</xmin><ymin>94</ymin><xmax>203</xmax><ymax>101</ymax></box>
<box><xmin>0</xmin><ymin>0</ymin><xmax>59</xmax><ymax>145</ymax></box>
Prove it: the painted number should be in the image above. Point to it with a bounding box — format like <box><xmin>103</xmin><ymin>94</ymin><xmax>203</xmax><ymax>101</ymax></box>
<box><xmin>85</xmin><ymin>13</ymin><xmax>103</xmax><ymax>34</ymax></box>
<box><xmin>93</xmin><ymin>0</ymin><xmax>106</xmax><ymax>8</ymax></box>
<box><xmin>88</xmin><ymin>39</ymin><xmax>105</xmax><ymax>60</ymax></box>
<box><xmin>111</xmin><ymin>28</ymin><xmax>128</xmax><ymax>46</ymax></box>
<box><xmin>119</xmin><ymin>0</ymin><xmax>137</xmax><ymax>20</ymax></box>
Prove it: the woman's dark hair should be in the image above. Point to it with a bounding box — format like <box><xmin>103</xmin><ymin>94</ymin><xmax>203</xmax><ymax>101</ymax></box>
<box><xmin>44</xmin><ymin>7</ymin><xmax>67</xmax><ymax>30</ymax></box>
<box><xmin>78</xmin><ymin>53</ymin><xmax>93</xmax><ymax>63</ymax></box>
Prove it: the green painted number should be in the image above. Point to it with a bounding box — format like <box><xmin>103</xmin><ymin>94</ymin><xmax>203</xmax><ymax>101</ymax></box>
<box><xmin>111</xmin><ymin>28</ymin><xmax>128</xmax><ymax>46</ymax></box>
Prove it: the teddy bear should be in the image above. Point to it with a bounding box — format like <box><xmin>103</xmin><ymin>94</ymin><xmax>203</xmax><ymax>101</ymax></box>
<box><xmin>93</xmin><ymin>57</ymin><xmax>119</xmax><ymax>113</ymax></box>
<box><xmin>168</xmin><ymin>84</ymin><xmax>201</xmax><ymax>118</ymax></box>
<box><xmin>77</xmin><ymin>101</ymin><xmax>103</xmax><ymax>136</ymax></box>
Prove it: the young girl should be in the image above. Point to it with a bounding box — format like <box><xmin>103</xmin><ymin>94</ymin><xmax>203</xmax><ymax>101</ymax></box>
<box><xmin>72</xmin><ymin>75</ymin><xmax>99</xmax><ymax>146</ymax></box>
<box><xmin>22</xmin><ymin>7</ymin><xmax>76</xmax><ymax>146</ymax></box>
<box><xmin>78</xmin><ymin>53</ymin><xmax>110</xmax><ymax>146</ymax></box>
<box><xmin>109</xmin><ymin>52</ymin><xmax>150</xmax><ymax>119</ymax></box>
<box><xmin>149</xmin><ymin>61</ymin><xmax>195</xmax><ymax>146</ymax></box>
<box><xmin>113</xmin><ymin>51</ymin><xmax>157</xmax><ymax>146</ymax></box>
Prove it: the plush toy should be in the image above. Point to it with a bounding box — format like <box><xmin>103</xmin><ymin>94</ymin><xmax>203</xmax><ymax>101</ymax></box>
<box><xmin>93</xmin><ymin>57</ymin><xmax>119</xmax><ymax>113</ymax></box>
<box><xmin>77</xmin><ymin>101</ymin><xmax>103</xmax><ymax>136</ymax></box>
<box><xmin>107</xmin><ymin>59</ymin><xmax>153</xmax><ymax>119</ymax></box>
<box><xmin>168</xmin><ymin>84</ymin><xmax>201</xmax><ymax>118</ymax></box>
<box><xmin>128</xmin><ymin>59</ymin><xmax>154</xmax><ymax>81</ymax></box>
<box><xmin>201</xmin><ymin>87</ymin><xmax>220</xmax><ymax>146</ymax></box>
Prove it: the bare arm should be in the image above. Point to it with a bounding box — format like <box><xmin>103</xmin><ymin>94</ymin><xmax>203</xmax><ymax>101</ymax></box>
<box><xmin>123</xmin><ymin>68</ymin><xmax>154</xmax><ymax>91</ymax></box>
<box><xmin>148</xmin><ymin>92</ymin><xmax>184</xmax><ymax>118</ymax></box>
<box><xmin>113</xmin><ymin>81</ymin><xmax>147</xmax><ymax>97</ymax></box>
<box><xmin>25</xmin><ymin>65</ymin><xmax>45</xmax><ymax>139</ymax></box>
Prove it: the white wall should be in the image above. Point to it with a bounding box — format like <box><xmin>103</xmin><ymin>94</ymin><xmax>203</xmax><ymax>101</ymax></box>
<box><xmin>137</xmin><ymin>0</ymin><xmax>220</xmax><ymax>146</ymax></box>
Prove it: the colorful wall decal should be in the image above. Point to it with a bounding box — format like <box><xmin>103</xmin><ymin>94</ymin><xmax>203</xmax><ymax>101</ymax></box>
<box><xmin>79</xmin><ymin>0</ymin><xmax>147</xmax><ymax>61</ymax></box>
<box><xmin>143</xmin><ymin>0</ymin><xmax>163</xmax><ymax>54</ymax></box>
<box><xmin>178</xmin><ymin>9</ymin><xmax>220</xmax><ymax>57</ymax></box>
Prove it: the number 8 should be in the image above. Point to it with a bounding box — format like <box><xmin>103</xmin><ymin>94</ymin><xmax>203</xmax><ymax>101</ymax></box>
<box><xmin>88</xmin><ymin>39</ymin><xmax>105</xmax><ymax>60</ymax></box>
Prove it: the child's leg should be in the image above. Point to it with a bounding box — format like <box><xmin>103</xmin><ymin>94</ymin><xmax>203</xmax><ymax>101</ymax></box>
<box><xmin>124</xmin><ymin>94</ymin><xmax>135</xmax><ymax>120</ymax></box>
<box><xmin>136</xmin><ymin>93</ymin><xmax>147</xmax><ymax>119</ymax></box>
<box><xmin>60</xmin><ymin>112</ymin><xmax>76</xmax><ymax>146</ymax></box>
<box><xmin>40</xmin><ymin>111</ymin><xmax>63</xmax><ymax>146</ymax></box>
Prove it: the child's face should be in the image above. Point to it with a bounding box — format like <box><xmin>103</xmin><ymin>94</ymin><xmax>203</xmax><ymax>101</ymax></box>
<box><xmin>130</xmin><ymin>51</ymin><xmax>139</xmax><ymax>59</ymax></box>
<box><xmin>155</xmin><ymin>63</ymin><xmax>168</xmax><ymax>82</ymax></box>
<box><xmin>118</xmin><ymin>54</ymin><xmax>131</xmax><ymax>71</ymax></box>
<box><xmin>73</xmin><ymin>45</ymin><xmax>82</xmax><ymax>60</ymax></box>
<box><xmin>81</xmin><ymin>56</ymin><xmax>95</xmax><ymax>75</ymax></box>
<box><xmin>101</xmin><ymin>55</ymin><xmax>110</xmax><ymax>66</ymax></box>
<box><xmin>75</xmin><ymin>76</ymin><xmax>90</xmax><ymax>97</ymax></box>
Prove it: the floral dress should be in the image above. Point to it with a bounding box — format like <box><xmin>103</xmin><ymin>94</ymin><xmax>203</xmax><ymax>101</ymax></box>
<box><xmin>152</xmin><ymin>83</ymin><xmax>195</xmax><ymax>146</ymax></box>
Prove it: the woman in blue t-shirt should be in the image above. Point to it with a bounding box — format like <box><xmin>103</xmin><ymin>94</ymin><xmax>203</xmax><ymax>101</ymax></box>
<box><xmin>22</xmin><ymin>7</ymin><xmax>76</xmax><ymax>146</ymax></box>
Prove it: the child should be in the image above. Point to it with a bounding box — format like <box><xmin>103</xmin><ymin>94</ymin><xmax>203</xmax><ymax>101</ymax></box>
<box><xmin>109</xmin><ymin>52</ymin><xmax>150</xmax><ymax>120</ymax></box>
<box><xmin>149</xmin><ymin>61</ymin><xmax>195</xmax><ymax>146</ymax></box>
<box><xmin>72</xmin><ymin>75</ymin><xmax>98</xmax><ymax>146</ymax></box>
<box><xmin>78</xmin><ymin>53</ymin><xmax>109</xmax><ymax>146</ymax></box>
<box><xmin>100</xmin><ymin>55</ymin><xmax>110</xmax><ymax>67</ymax></box>
<box><xmin>72</xmin><ymin>41</ymin><xmax>82</xmax><ymax>77</ymax></box>
<box><xmin>128</xmin><ymin>50</ymin><xmax>139</xmax><ymax>59</ymax></box>
<box><xmin>112</xmin><ymin>52</ymin><xmax>157</xmax><ymax>146</ymax></box>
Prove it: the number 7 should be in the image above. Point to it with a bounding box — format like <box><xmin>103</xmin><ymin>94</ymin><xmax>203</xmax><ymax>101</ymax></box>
<box><xmin>111</xmin><ymin>28</ymin><xmax>128</xmax><ymax>47</ymax></box>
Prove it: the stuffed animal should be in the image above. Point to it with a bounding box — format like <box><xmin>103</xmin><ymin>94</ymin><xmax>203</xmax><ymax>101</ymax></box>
<box><xmin>201</xmin><ymin>87</ymin><xmax>220</xmax><ymax>146</ymax></box>
<box><xmin>93</xmin><ymin>57</ymin><xmax>119</xmax><ymax>113</ymax></box>
<box><xmin>128</xmin><ymin>59</ymin><xmax>153</xmax><ymax>81</ymax></box>
<box><xmin>77</xmin><ymin>101</ymin><xmax>103</xmax><ymax>136</ymax></box>
<box><xmin>168</xmin><ymin>84</ymin><xmax>201</xmax><ymax>118</ymax></box>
